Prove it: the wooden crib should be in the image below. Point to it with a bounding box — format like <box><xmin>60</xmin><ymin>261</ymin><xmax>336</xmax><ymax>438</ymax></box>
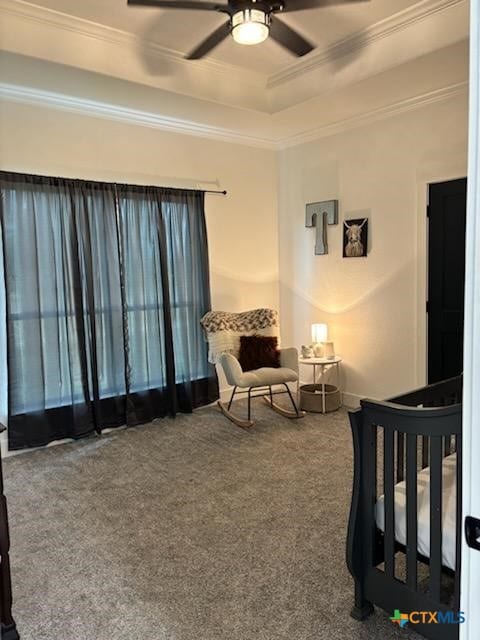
<box><xmin>347</xmin><ymin>376</ymin><xmax>462</xmax><ymax>640</ymax></box>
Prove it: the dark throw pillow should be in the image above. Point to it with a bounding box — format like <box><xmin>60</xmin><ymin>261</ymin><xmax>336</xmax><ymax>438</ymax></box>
<box><xmin>238</xmin><ymin>335</ymin><xmax>280</xmax><ymax>372</ymax></box>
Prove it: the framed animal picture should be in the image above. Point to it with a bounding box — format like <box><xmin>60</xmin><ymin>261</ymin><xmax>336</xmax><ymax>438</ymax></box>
<box><xmin>343</xmin><ymin>218</ymin><xmax>368</xmax><ymax>258</ymax></box>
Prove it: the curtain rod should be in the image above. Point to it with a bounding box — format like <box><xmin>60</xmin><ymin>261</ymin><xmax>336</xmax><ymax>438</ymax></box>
<box><xmin>205</xmin><ymin>189</ymin><xmax>227</xmax><ymax>195</ymax></box>
<box><xmin>0</xmin><ymin>170</ymin><xmax>227</xmax><ymax>195</ymax></box>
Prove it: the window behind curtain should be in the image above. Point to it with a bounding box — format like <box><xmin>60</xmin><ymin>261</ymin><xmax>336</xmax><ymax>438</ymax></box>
<box><xmin>0</xmin><ymin>172</ymin><xmax>218</xmax><ymax>450</ymax></box>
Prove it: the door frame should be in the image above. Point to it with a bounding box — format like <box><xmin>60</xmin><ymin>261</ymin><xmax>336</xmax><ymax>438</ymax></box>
<box><xmin>415</xmin><ymin>172</ymin><xmax>468</xmax><ymax>389</ymax></box>
<box><xmin>460</xmin><ymin>0</ymin><xmax>480</xmax><ymax>636</ymax></box>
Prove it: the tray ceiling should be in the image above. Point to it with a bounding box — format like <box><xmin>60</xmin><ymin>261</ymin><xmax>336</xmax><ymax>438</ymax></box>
<box><xmin>11</xmin><ymin>0</ymin><xmax>427</xmax><ymax>74</ymax></box>
<box><xmin>0</xmin><ymin>0</ymin><xmax>470</xmax><ymax>147</ymax></box>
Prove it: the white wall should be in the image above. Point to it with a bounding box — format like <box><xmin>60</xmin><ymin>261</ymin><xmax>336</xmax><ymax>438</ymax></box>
<box><xmin>0</xmin><ymin>100</ymin><xmax>280</xmax><ymax>432</ymax></box>
<box><xmin>0</xmin><ymin>100</ymin><xmax>279</xmax><ymax>312</ymax></box>
<box><xmin>278</xmin><ymin>93</ymin><xmax>468</xmax><ymax>404</ymax></box>
<box><xmin>0</xmin><ymin>80</ymin><xmax>470</xmax><ymax>413</ymax></box>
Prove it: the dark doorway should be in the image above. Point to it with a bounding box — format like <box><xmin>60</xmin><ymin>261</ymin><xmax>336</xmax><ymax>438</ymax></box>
<box><xmin>427</xmin><ymin>178</ymin><xmax>467</xmax><ymax>384</ymax></box>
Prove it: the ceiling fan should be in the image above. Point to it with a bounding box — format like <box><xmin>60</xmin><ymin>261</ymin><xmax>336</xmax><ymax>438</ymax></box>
<box><xmin>127</xmin><ymin>0</ymin><xmax>370</xmax><ymax>60</ymax></box>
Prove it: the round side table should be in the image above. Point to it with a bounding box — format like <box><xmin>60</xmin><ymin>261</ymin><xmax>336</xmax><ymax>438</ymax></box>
<box><xmin>298</xmin><ymin>356</ymin><xmax>342</xmax><ymax>414</ymax></box>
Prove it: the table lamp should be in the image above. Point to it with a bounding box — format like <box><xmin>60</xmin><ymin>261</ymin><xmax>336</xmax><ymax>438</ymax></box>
<box><xmin>311</xmin><ymin>323</ymin><xmax>335</xmax><ymax>359</ymax></box>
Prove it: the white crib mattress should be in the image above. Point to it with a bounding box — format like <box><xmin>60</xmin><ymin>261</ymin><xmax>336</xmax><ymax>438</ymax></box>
<box><xmin>375</xmin><ymin>453</ymin><xmax>457</xmax><ymax>571</ymax></box>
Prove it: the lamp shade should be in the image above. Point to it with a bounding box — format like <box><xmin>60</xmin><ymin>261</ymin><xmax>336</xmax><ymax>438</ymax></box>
<box><xmin>311</xmin><ymin>323</ymin><xmax>328</xmax><ymax>343</ymax></box>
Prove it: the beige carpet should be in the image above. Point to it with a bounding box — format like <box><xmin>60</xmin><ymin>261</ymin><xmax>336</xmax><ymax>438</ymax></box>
<box><xmin>3</xmin><ymin>400</ymin><xmax>420</xmax><ymax>640</ymax></box>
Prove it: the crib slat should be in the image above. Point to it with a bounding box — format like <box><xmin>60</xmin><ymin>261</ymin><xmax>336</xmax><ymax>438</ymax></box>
<box><xmin>444</xmin><ymin>435</ymin><xmax>451</xmax><ymax>457</ymax></box>
<box><xmin>406</xmin><ymin>434</ymin><xmax>418</xmax><ymax>590</ymax></box>
<box><xmin>397</xmin><ymin>432</ymin><xmax>404</xmax><ymax>483</ymax></box>
<box><xmin>422</xmin><ymin>436</ymin><xmax>429</xmax><ymax>469</ymax></box>
<box><xmin>384</xmin><ymin>428</ymin><xmax>395</xmax><ymax>578</ymax></box>
<box><xmin>454</xmin><ymin>435</ymin><xmax>462</xmax><ymax>610</ymax></box>
<box><xmin>429</xmin><ymin>436</ymin><xmax>443</xmax><ymax>601</ymax></box>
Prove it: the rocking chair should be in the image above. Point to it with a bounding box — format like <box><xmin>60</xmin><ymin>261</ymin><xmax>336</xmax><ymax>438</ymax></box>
<box><xmin>217</xmin><ymin>348</ymin><xmax>305</xmax><ymax>428</ymax></box>
<box><xmin>200</xmin><ymin>308</ymin><xmax>304</xmax><ymax>429</ymax></box>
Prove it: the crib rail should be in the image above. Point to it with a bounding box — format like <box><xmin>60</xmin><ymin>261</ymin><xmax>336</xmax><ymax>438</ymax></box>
<box><xmin>388</xmin><ymin>375</ymin><xmax>462</xmax><ymax>408</ymax></box>
<box><xmin>390</xmin><ymin>375</ymin><xmax>462</xmax><ymax>475</ymax></box>
<box><xmin>347</xmin><ymin>376</ymin><xmax>462</xmax><ymax>640</ymax></box>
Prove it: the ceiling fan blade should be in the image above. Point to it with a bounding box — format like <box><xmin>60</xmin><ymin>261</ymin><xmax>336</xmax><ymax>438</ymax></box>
<box><xmin>269</xmin><ymin>17</ymin><xmax>314</xmax><ymax>56</ymax></box>
<box><xmin>128</xmin><ymin>0</ymin><xmax>225</xmax><ymax>11</ymax></box>
<box><xmin>281</xmin><ymin>0</ymin><xmax>370</xmax><ymax>12</ymax></box>
<box><xmin>186</xmin><ymin>21</ymin><xmax>231</xmax><ymax>59</ymax></box>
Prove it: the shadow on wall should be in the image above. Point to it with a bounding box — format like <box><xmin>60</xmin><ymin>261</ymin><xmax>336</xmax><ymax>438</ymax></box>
<box><xmin>136</xmin><ymin>13</ymin><xmax>184</xmax><ymax>77</ymax></box>
<box><xmin>279</xmin><ymin>260</ymin><xmax>418</xmax><ymax>402</ymax></box>
<box><xmin>210</xmin><ymin>267</ymin><xmax>279</xmax><ymax>314</ymax></box>
<box><xmin>324</xmin><ymin>22</ymin><xmax>370</xmax><ymax>74</ymax></box>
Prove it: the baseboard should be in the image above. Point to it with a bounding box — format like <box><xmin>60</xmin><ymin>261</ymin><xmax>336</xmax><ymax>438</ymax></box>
<box><xmin>341</xmin><ymin>391</ymin><xmax>363</xmax><ymax>409</ymax></box>
<box><xmin>219</xmin><ymin>386</ymin><xmax>232</xmax><ymax>403</ymax></box>
<box><xmin>298</xmin><ymin>379</ymin><xmax>364</xmax><ymax>410</ymax></box>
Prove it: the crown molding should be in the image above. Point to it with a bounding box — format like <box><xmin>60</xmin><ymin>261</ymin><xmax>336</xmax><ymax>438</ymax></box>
<box><xmin>0</xmin><ymin>80</ymin><xmax>468</xmax><ymax>151</ymax></box>
<box><xmin>267</xmin><ymin>0</ymin><xmax>467</xmax><ymax>89</ymax></box>
<box><xmin>0</xmin><ymin>0</ymin><xmax>468</xmax><ymax>114</ymax></box>
<box><xmin>0</xmin><ymin>83</ymin><xmax>277</xmax><ymax>149</ymax></box>
<box><xmin>1</xmin><ymin>0</ymin><xmax>467</xmax><ymax>93</ymax></box>
<box><xmin>279</xmin><ymin>81</ymin><xmax>468</xmax><ymax>149</ymax></box>
<box><xmin>0</xmin><ymin>0</ymin><xmax>265</xmax><ymax>87</ymax></box>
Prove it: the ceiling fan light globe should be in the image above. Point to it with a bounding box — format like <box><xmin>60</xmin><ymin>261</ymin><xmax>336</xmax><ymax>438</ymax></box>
<box><xmin>231</xmin><ymin>9</ymin><xmax>269</xmax><ymax>46</ymax></box>
<box><xmin>232</xmin><ymin>22</ymin><xmax>269</xmax><ymax>45</ymax></box>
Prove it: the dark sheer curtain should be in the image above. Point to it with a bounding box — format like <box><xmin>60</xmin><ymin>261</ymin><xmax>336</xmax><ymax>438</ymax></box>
<box><xmin>0</xmin><ymin>172</ymin><xmax>218</xmax><ymax>450</ymax></box>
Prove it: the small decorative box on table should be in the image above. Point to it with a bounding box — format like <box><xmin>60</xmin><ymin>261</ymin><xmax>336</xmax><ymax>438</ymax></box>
<box><xmin>298</xmin><ymin>356</ymin><xmax>342</xmax><ymax>414</ymax></box>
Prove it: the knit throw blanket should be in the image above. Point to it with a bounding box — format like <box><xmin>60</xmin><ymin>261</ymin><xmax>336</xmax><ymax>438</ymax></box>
<box><xmin>200</xmin><ymin>308</ymin><xmax>280</xmax><ymax>364</ymax></box>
